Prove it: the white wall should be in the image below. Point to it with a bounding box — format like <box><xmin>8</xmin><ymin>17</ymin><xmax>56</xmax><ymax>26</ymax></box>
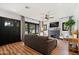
<box><xmin>0</xmin><ymin>8</ymin><xmax>39</xmax><ymax>24</ymax></box>
<box><xmin>25</xmin><ymin>17</ymin><xmax>39</xmax><ymax>24</ymax></box>
<box><xmin>0</xmin><ymin>8</ymin><xmax>21</xmax><ymax>20</ymax></box>
<box><xmin>43</xmin><ymin>16</ymin><xmax>79</xmax><ymax>38</ymax></box>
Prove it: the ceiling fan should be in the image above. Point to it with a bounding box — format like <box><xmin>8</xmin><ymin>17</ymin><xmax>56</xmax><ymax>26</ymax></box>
<box><xmin>41</xmin><ymin>11</ymin><xmax>54</xmax><ymax>20</ymax></box>
<box><xmin>44</xmin><ymin>14</ymin><xmax>54</xmax><ymax>19</ymax></box>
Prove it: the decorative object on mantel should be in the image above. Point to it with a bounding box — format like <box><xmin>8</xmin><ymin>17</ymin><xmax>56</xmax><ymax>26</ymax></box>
<box><xmin>64</xmin><ymin>16</ymin><xmax>75</xmax><ymax>35</ymax></box>
<box><xmin>59</xmin><ymin>33</ymin><xmax>64</xmax><ymax>39</ymax></box>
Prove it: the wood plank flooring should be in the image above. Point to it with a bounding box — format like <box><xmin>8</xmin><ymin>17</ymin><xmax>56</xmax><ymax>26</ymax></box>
<box><xmin>0</xmin><ymin>42</ymin><xmax>41</xmax><ymax>55</ymax></box>
<box><xmin>0</xmin><ymin>40</ymin><xmax>78</xmax><ymax>55</ymax></box>
<box><xmin>51</xmin><ymin>40</ymin><xmax>78</xmax><ymax>55</ymax></box>
<box><xmin>51</xmin><ymin>40</ymin><xmax>69</xmax><ymax>55</ymax></box>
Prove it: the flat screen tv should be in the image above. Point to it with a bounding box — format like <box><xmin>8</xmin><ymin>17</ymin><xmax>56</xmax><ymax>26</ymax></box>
<box><xmin>50</xmin><ymin>22</ymin><xmax>59</xmax><ymax>27</ymax></box>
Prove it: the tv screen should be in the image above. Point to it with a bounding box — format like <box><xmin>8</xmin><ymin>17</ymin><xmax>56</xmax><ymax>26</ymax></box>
<box><xmin>50</xmin><ymin>22</ymin><xmax>59</xmax><ymax>27</ymax></box>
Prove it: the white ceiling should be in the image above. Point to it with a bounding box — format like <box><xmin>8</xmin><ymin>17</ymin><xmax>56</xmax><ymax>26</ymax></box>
<box><xmin>0</xmin><ymin>3</ymin><xmax>79</xmax><ymax>20</ymax></box>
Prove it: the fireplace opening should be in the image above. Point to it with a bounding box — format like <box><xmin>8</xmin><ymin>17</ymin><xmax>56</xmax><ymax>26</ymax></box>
<box><xmin>51</xmin><ymin>35</ymin><xmax>56</xmax><ymax>38</ymax></box>
<box><xmin>48</xmin><ymin>29</ymin><xmax>60</xmax><ymax>39</ymax></box>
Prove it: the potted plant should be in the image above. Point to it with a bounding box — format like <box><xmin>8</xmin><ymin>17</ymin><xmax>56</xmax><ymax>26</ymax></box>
<box><xmin>64</xmin><ymin>16</ymin><xmax>75</xmax><ymax>35</ymax></box>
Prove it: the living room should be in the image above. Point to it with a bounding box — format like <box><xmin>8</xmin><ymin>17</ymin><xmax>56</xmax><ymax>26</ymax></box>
<box><xmin>0</xmin><ymin>3</ymin><xmax>79</xmax><ymax>55</ymax></box>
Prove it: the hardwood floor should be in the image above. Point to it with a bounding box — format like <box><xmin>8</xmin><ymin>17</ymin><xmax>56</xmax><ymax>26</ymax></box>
<box><xmin>0</xmin><ymin>42</ymin><xmax>41</xmax><ymax>55</ymax></box>
<box><xmin>51</xmin><ymin>40</ymin><xmax>69</xmax><ymax>55</ymax></box>
<box><xmin>0</xmin><ymin>40</ymin><xmax>78</xmax><ymax>55</ymax></box>
<box><xmin>51</xmin><ymin>40</ymin><xmax>78</xmax><ymax>55</ymax></box>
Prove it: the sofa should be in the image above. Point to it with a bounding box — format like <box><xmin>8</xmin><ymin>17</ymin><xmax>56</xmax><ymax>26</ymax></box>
<box><xmin>24</xmin><ymin>35</ymin><xmax>57</xmax><ymax>55</ymax></box>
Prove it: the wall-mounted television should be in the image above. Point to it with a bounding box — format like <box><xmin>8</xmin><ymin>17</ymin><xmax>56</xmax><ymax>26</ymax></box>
<box><xmin>50</xmin><ymin>22</ymin><xmax>59</xmax><ymax>27</ymax></box>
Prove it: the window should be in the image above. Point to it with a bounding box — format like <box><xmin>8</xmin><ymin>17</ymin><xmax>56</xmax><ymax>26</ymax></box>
<box><xmin>25</xmin><ymin>23</ymin><xmax>28</xmax><ymax>34</ymax></box>
<box><xmin>62</xmin><ymin>22</ymin><xmax>68</xmax><ymax>31</ymax></box>
<box><xmin>29</xmin><ymin>24</ymin><xmax>35</xmax><ymax>34</ymax></box>
<box><xmin>25</xmin><ymin>22</ymin><xmax>39</xmax><ymax>35</ymax></box>
<box><xmin>36</xmin><ymin>24</ymin><xmax>39</xmax><ymax>33</ymax></box>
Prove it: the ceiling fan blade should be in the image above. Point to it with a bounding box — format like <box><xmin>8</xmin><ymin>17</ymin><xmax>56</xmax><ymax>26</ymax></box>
<box><xmin>49</xmin><ymin>17</ymin><xmax>54</xmax><ymax>18</ymax></box>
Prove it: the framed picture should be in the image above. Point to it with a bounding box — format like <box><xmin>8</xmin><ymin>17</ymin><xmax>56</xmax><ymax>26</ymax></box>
<box><xmin>62</xmin><ymin>22</ymin><xmax>68</xmax><ymax>31</ymax></box>
<box><xmin>44</xmin><ymin>24</ymin><xmax>47</xmax><ymax>31</ymax></box>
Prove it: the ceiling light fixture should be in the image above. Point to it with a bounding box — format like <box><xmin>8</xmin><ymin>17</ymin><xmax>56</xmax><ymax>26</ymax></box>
<box><xmin>25</xmin><ymin>6</ymin><xmax>30</xmax><ymax>9</ymax></box>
